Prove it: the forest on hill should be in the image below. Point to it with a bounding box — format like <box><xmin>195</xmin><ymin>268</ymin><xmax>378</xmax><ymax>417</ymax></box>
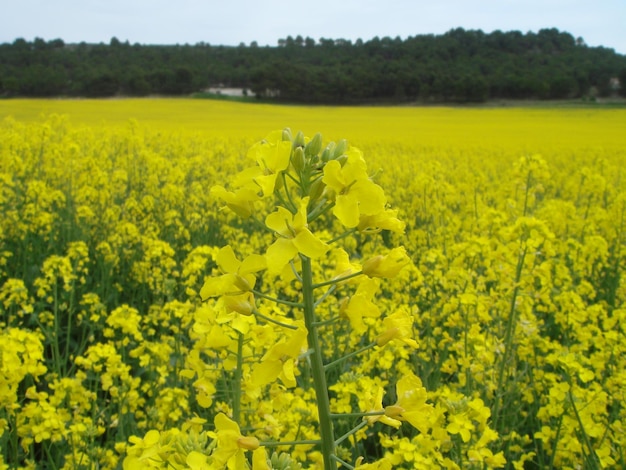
<box><xmin>1</xmin><ymin>28</ymin><xmax>625</xmax><ymax>103</ymax></box>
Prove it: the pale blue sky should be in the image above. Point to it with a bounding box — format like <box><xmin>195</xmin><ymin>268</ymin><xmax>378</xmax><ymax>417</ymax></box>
<box><xmin>2</xmin><ymin>0</ymin><xmax>625</xmax><ymax>54</ymax></box>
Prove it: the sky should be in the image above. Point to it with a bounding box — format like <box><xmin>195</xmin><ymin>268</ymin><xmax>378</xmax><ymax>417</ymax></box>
<box><xmin>1</xmin><ymin>0</ymin><xmax>625</xmax><ymax>54</ymax></box>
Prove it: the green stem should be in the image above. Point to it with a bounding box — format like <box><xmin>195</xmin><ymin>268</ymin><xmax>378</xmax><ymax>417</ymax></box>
<box><xmin>52</xmin><ymin>282</ymin><xmax>63</xmax><ymax>377</ymax></box>
<box><xmin>313</xmin><ymin>316</ymin><xmax>341</xmax><ymax>327</ymax></box>
<box><xmin>251</xmin><ymin>289</ymin><xmax>304</xmax><ymax>307</ymax></box>
<box><xmin>253</xmin><ymin>308</ymin><xmax>299</xmax><ymax>330</ymax></box>
<box><xmin>493</xmin><ymin>244</ymin><xmax>527</xmax><ymax>433</ymax></box>
<box><xmin>290</xmin><ymin>260</ymin><xmax>303</xmax><ymax>282</ymax></box>
<box><xmin>326</xmin><ymin>228</ymin><xmax>357</xmax><ymax>245</ymax></box>
<box><xmin>522</xmin><ymin>170</ymin><xmax>533</xmax><ymax>217</ymax></box>
<box><xmin>331</xmin><ymin>455</ymin><xmax>354</xmax><ymax>469</ymax></box>
<box><xmin>547</xmin><ymin>414</ymin><xmax>564</xmax><ymax>470</ymax></box>
<box><xmin>315</xmin><ymin>284</ymin><xmax>337</xmax><ymax>308</ymax></box>
<box><xmin>329</xmin><ymin>411</ymin><xmax>385</xmax><ymax>419</ymax></box>
<box><xmin>567</xmin><ymin>385</ymin><xmax>601</xmax><ymax>469</ymax></box>
<box><xmin>334</xmin><ymin>420</ymin><xmax>369</xmax><ymax>447</ymax></box>
<box><xmin>261</xmin><ymin>439</ymin><xmax>322</xmax><ymax>447</ymax></box>
<box><xmin>279</xmin><ymin>172</ymin><xmax>297</xmax><ymax>213</ymax></box>
<box><xmin>308</xmin><ymin>200</ymin><xmax>335</xmax><ymax>223</ymax></box>
<box><xmin>324</xmin><ymin>343</ymin><xmax>377</xmax><ymax>372</ymax></box>
<box><xmin>313</xmin><ymin>271</ymin><xmax>363</xmax><ymax>289</ymax></box>
<box><xmin>233</xmin><ymin>332</ymin><xmax>244</xmax><ymax>425</ymax></box>
<box><xmin>64</xmin><ymin>281</ymin><xmax>75</xmax><ymax>371</ymax></box>
<box><xmin>301</xmin><ymin>255</ymin><xmax>335</xmax><ymax>469</ymax></box>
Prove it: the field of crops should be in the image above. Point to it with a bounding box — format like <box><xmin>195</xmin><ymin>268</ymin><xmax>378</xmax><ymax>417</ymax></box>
<box><xmin>1</xmin><ymin>99</ymin><xmax>625</xmax><ymax>469</ymax></box>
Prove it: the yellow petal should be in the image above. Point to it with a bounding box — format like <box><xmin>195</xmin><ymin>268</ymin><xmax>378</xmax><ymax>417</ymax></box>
<box><xmin>292</xmin><ymin>197</ymin><xmax>310</xmax><ymax>231</ymax></box>
<box><xmin>215</xmin><ymin>413</ymin><xmax>241</xmax><ymax>434</ymax></box>
<box><xmin>265</xmin><ymin>238</ymin><xmax>298</xmax><ymax>274</ymax></box>
<box><xmin>362</xmin><ymin>247</ymin><xmax>410</xmax><ymax>278</ymax></box>
<box><xmin>333</xmin><ymin>194</ymin><xmax>359</xmax><ymax>227</ymax></box>
<box><xmin>293</xmin><ymin>229</ymin><xmax>329</xmax><ymax>259</ymax></box>
<box><xmin>186</xmin><ymin>451</ymin><xmax>210</xmax><ymax>469</ymax></box>
<box><xmin>358</xmin><ymin>209</ymin><xmax>405</xmax><ymax>233</ymax></box>
<box><xmin>216</xmin><ymin>245</ymin><xmax>240</xmax><ymax>273</ymax></box>
<box><xmin>250</xmin><ymin>360</ymin><xmax>283</xmax><ymax>388</ymax></box>
<box><xmin>322</xmin><ymin>160</ymin><xmax>346</xmax><ymax>192</ymax></box>
<box><xmin>353</xmin><ymin>180</ymin><xmax>386</xmax><ymax>215</ymax></box>
<box><xmin>254</xmin><ymin>174</ymin><xmax>278</xmax><ymax>197</ymax></box>
<box><xmin>252</xmin><ymin>447</ymin><xmax>270</xmax><ymax>470</ymax></box>
<box><xmin>240</xmin><ymin>254</ymin><xmax>267</xmax><ymax>275</ymax></box>
<box><xmin>199</xmin><ymin>273</ymin><xmax>238</xmax><ymax>299</ymax></box>
<box><xmin>265</xmin><ymin>206</ymin><xmax>295</xmax><ymax>237</ymax></box>
<box><xmin>280</xmin><ymin>359</ymin><xmax>297</xmax><ymax>388</ymax></box>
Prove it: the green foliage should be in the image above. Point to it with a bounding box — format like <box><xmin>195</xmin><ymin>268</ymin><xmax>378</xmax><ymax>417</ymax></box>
<box><xmin>1</xmin><ymin>29</ymin><xmax>625</xmax><ymax>102</ymax></box>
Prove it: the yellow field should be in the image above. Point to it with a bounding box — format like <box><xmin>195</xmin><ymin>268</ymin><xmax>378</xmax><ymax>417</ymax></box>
<box><xmin>1</xmin><ymin>99</ymin><xmax>625</xmax><ymax>469</ymax></box>
<box><xmin>2</xmin><ymin>98</ymin><xmax>625</xmax><ymax>149</ymax></box>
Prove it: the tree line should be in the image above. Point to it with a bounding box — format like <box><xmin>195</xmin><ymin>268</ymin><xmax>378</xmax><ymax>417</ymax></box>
<box><xmin>1</xmin><ymin>28</ymin><xmax>625</xmax><ymax>103</ymax></box>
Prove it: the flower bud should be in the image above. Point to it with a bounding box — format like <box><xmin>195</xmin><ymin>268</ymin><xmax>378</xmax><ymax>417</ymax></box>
<box><xmin>305</xmin><ymin>132</ymin><xmax>323</xmax><ymax>157</ymax></box>
<box><xmin>223</xmin><ymin>294</ymin><xmax>254</xmax><ymax>316</ymax></box>
<box><xmin>384</xmin><ymin>405</ymin><xmax>405</xmax><ymax>418</ymax></box>
<box><xmin>362</xmin><ymin>247</ymin><xmax>410</xmax><ymax>279</ymax></box>
<box><xmin>282</xmin><ymin>128</ymin><xmax>292</xmax><ymax>142</ymax></box>
<box><xmin>233</xmin><ymin>274</ymin><xmax>253</xmax><ymax>292</ymax></box>
<box><xmin>335</xmin><ymin>154</ymin><xmax>348</xmax><ymax>167</ymax></box>
<box><xmin>376</xmin><ymin>327</ymin><xmax>399</xmax><ymax>347</ymax></box>
<box><xmin>321</xmin><ymin>142</ymin><xmax>335</xmax><ymax>162</ymax></box>
<box><xmin>333</xmin><ymin>139</ymin><xmax>348</xmax><ymax>159</ymax></box>
<box><xmin>237</xmin><ymin>436</ymin><xmax>260</xmax><ymax>450</ymax></box>
<box><xmin>361</xmin><ymin>255</ymin><xmax>383</xmax><ymax>277</ymax></box>
<box><xmin>308</xmin><ymin>178</ymin><xmax>326</xmax><ymax>203</ymax></box>
<box><xmin>291</xmin><ymin>146</ymin><xmax>305</xmax><ymax>172</ymax></box>
<box><xmin>292</xmin><ymin>130</ymin><xmax>305</xmax><ymax>149</ymax></box>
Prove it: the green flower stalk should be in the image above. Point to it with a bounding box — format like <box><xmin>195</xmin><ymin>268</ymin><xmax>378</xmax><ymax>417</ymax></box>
<box><xmin>201</xmin><ymin>129</ymin><xmax>413</xmax><ymax>469</ymax></box>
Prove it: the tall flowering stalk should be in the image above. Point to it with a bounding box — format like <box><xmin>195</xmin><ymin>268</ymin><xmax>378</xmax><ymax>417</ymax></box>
<box><xmin>200</xmin><ymin>129</ymin><xmax>420</xmax><ymax>468</ymax></box>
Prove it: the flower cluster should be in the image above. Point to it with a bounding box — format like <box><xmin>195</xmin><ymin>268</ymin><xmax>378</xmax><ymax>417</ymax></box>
<box><xmin>1</xmin><ymin>111</ymin><xmax>625</xmax><ymax>469</ymax></box>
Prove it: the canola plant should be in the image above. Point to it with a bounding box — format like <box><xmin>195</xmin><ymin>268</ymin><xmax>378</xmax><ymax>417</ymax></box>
<box><xmin>0</xmin><ymin>101</ymin><xmax>625</xmax><ymax>469</ymax></box>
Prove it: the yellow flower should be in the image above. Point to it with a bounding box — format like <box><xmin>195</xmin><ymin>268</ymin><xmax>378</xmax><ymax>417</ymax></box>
<box><xmin>186</xmin><ymin>451</ymin><xmax>213</xmax><ymax>470</ymax></box>
<box><xmin>210</xmin><ymin>413</ymin><xmax>259</xmax><ymax>469</ymax></box>
<box><xmin>211</xmin><ymin>182</ymin><xmax>260</xmax><ymax>218</ymax></box>
<box><xmin>265</xmin><ymin>197</ymin><xmax>328</xmax><ymax>274</ymax></box>
<box><xmin>193</xmin><ymin>374</ymin><xmax>217</xmax><ymax>408</ymax></box>
<box><xmin>357</xmin><ymin>207</ymin><xmax>405</xmax><ymax>233</ymax></box>
<box><xmin>362</xmin><ymin>246</ymin><xmax>410</xmax><ymax>278</ymax></box>
<box><xmin>361</xmin><ymin>387</ymin><xmax>402</xmax><ymax>429</ymax></box>
<box><xmin>341</xmin><ymin>278</ymin><xmax>381</xmax><ymax>334</ymax></box>
<box><xmin>221</xmin><ymin>292</ymin><xmax>255</xmax><ymax>316</ymax></box>
<box><xmin>252</xmin><ymin>447</ymin><xmax>271</xmax><ymax>470</ymax></box>
<box><xmin>355</xmin><ymin>456</ymin><xmax>393</xmax><ymax>469</ymax></box>
<box><xmin>123</xmin><ymin>430</ymin><xmax>164</xmax><ymax>469</ymax></box>
<box><xmin>322</xmin><ymin>147</ymin><xmax>387</xmax><ymax>228</ymax></box>
<box><xmin>376</xmin><ymin>307</ymin><xmax>419</xmax><ymax>348</ymax></box>
<box><xmin>384</xmin><ymin>372</ymin><xmax>433</xmax><ymax>434</ymax></box>
<box><xmin>200</xmin><ymin>245</ymin><xmax>266</xmax><ymax>300</ymax></box>
<box><xmin>246</xmin><ymin>133</ymin><xmax>292</xmax><ymax>197</ymax></box>
<box><xmin>468</xmin><ymin>447</ymin><xmax>507</xmax><ymax>467</ymax></box>
<box><xmin>446</xmin><ymin>412</ymin><xmax>474</xmax><ymax>443</ymax></box>
<box><xmin>250</xmin><ymin>323</ymin><xmax>308</xmax><ymax>388</ymax></box>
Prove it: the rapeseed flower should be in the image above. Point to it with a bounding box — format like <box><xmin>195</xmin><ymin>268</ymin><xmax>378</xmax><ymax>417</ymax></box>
<box><xmin>340</xmin><ymin>278</ymin><xmax>381</xmax><ymax>333</ymax></box>
<box><xmin>210</xmin><ymin>413</ymin><xmax>260</xmax><ymax>469</ymax></box>
<box><xmin>376</xmin><ymin>307</ymin><xmax>419</xmax><ymax>348</ymax></box>
<box><xmin>322</xmin><ymin>147</ymin><xmax>387</xmax><ymax>228</ymax></box>
<box><xmin>246</xmin><ymin>132</ymin><xmax>292</xmax><ymax>197</ymax></box>
<box><xmin>362</xmin><ymin>246</ymin><xmax>411</xmax><ymax>279</ymax></box>
<box><xmin>249</xmin><ymin>323</ymin><xmax>308</xmax><ymax>389</ymax></box>
<box><xmin>265</xmin><ymin>197</ymin><xmax>328</xmax><ymax>273</ymax></box>
<box><xmin>384</xmin><ymin>373</ymin><xmax>433</xmax><ymax>434</ymax></box>
<box><xmin>200</xmin><ymin>245</ymin><xmax>265</xmax><ymax>300</ymax></box>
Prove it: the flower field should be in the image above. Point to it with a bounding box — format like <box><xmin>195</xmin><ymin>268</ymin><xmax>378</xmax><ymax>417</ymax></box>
<box><xmin>1</xmin><ymin>100</ymin><xmax>625</xmax><ymax>469</ymax></box>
